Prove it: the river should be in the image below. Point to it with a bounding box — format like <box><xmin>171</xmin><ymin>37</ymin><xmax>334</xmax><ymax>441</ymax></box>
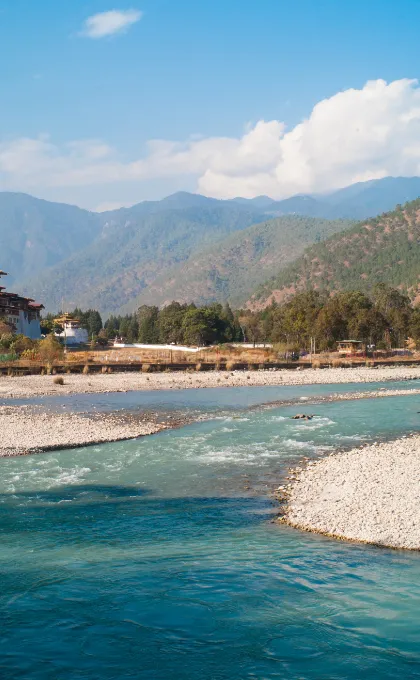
<box><xmin>1</xmin><ymin>382</ymin><xmax>420</xmax><ymax>678</ymax></box>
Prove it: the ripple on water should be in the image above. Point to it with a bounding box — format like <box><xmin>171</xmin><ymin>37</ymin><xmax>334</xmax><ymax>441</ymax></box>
<box><xmin>1</xmin><ymin>385</ymin><xmax>420</xmax><ymax>679</ymax></box>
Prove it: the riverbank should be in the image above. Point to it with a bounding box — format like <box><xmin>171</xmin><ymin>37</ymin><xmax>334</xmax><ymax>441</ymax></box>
<box><xmin>281</xmin><ymin>435</ymin><xmax>420</xmax><ymax>550</ymax></box>
<box><xmin>0</xmin><ymin>405</ymin><xmax>175</xmax><ymax>456</ymax></box>
<box><xmin>2</xmin><ymin>365</ymin><xmax>420</xmax><ymax>399</ymax></box>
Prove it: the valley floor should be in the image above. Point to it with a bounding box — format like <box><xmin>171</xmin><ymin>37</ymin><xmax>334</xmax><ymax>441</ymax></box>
<box><xmin>2</xmin><ymin>365</ymin><xmax>420</xmax><ymax>399</ymax></box>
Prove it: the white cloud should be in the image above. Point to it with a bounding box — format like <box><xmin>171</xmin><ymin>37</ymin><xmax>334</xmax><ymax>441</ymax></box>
<box><xmin>1</xmin><ymin>78</ymin><xmax>420</xmax><ymax>208</ymax></box>
<box><xmin>80</xmin><ymin>9</ymin><xmax>142</xmax><ymax>38</ymax></box>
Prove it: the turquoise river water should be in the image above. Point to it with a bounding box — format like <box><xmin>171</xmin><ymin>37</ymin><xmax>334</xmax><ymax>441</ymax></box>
<box><xmin>2</xmin><ymin>382</ymin><xmax>420</xmax><ymax>679</ymax></box>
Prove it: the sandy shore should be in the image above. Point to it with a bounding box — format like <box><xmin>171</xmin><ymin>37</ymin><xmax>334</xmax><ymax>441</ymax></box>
<box><xmin>281</xmin><ymin>435</ymin><xmax>420</xmax><ymax>550</ymax></box>
<box><xmin>2</xmin><ymin>365</ymin><xmax>420</xmax><ymax>399</ymax></box>
<box><xmin>0</xmin><ymin>405</ymin><xmax>169</xmax><ymax>456</ymax></box>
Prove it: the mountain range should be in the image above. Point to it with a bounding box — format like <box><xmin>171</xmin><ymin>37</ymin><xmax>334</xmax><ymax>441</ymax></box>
<box><xmin>1</xmin><ymin>176</ymin><xmax>420</xmax><ymax>314</ymax></box>
<box><xmin>252</xmin><ymin>198</ymin><xmax>420</xmax><ymax>307</ymax></box>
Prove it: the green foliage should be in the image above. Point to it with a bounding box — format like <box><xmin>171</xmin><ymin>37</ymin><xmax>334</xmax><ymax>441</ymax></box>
<box><xmin>247</xmin><ymin>285</ymin><xmax>418</xmax><ymax>350</ymax></box>
<box><xmin>126</xmin><ymin>215</ymin><xmax>353</xmax><ymax>312</ymax></box>
<box><xmin>0</xmin><ymin>333</ymin><xmax>14</xmax><ymax>350</ymax></box>
<box><xmin>21</xmin><ymin>203</ymin><xmax>265</xmax><ymax>314</ymax></box>
<box><xmin>102</xmin><ymin>301</ymin><xmax>240</xmax><ymax>346</ymax></box>
<box><xmin>11</xmin><ymin>334</ymin><xmax>36</xmax><ymax>355</ymax></box>
<box><xmin>256</xmin><ymin>198</ymin><xmax>420</xmax><ymax>305</ymax></box>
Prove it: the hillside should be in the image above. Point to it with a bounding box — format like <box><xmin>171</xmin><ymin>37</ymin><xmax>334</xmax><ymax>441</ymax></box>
<box><xmin>0</xmin><ymin>193</ymin><xmax>100</xmax><ymax>285</ymax></box>
<box><xmin>2</xmin><ymin>176</ymin><xmax>420</xmax><ymax>314</ymax></box>
<box><xmin>21</xmin><ymin>204</ymin><xmax>264</xmax><ymax>312</ymax></box>
<box><xmin>252</xmin><ymin>198</ymin><xmax>420</xmax><ymax>307</ymax></box>
<box><xmin>120</xmin><ymin>215</ymin><xmax>352</xmax><ymax>312</ymax></box>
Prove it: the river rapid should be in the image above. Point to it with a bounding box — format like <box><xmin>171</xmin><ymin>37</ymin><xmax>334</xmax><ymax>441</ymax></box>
<box><xmin>1</xmin><ymin>382</ymin><xmax>420</xmax><ymax>679</ymax></box>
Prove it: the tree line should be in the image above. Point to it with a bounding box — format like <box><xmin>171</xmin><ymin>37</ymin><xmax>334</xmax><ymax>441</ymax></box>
<box><xmin>28</xmin><ymin>283</ymin><xmax>420</xmax><ymax>351</ymax></box>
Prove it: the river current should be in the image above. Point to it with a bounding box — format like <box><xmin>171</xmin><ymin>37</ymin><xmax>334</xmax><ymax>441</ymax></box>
<box><xmin>2</xmin><ymin>382</ymin><xmax>420</xmax><ymax>679</ymax></box>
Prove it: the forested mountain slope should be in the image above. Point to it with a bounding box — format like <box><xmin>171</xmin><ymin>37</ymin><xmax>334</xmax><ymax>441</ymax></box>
<box><xmin>120</xmin><ymin>215</ymin><xmax>352</xmax><ymax>312</ymax></box>
<box><xmin>0</xmin><ymin>193</ymin><xmax>100</xmax><ymax>285</ymax></box>
<box><xmin>2</xmin><ymin>176</ymin><xmax>420</xmax><ymax>314</ymax></box>
<box><xmin>252</xmin><ymin>199</ymin><xmax>420</xmax><ymax>307</ymax></box>
<box><xmin>22</xmin><ymin>204</ymin><xmax>264</xmax><ymax>312</ymax></box>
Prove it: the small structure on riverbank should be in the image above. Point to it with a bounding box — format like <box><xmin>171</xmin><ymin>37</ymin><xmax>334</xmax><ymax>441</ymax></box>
<box><xmin>0</xmin><ymin>270</ymin><xmax>44</xmax><ymax>339</ymax></box>
<box><xmin>54</xmin><ymin>314</ymin><xmax>89</xmax><ymax>346</ymax></box>
<box><xmin>337</xmin><ymin>340</ymin><xmax>364</xmax><ymax>355</ymax></box>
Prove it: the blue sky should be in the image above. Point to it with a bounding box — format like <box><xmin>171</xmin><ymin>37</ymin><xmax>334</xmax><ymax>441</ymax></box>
<box><xmin>1</xmin><ymin>0</ymin><xmax>420</xmax><ymax>209</ymax></box>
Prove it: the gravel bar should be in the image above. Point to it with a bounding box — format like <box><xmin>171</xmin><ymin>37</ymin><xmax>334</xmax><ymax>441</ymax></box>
<box><xmin>0</xmin><ymin>405</ymin><xmax>166</xmax><ymax>456</ymax></box>
<box><xmin>2</xmin><ymin>365</ymin><xmax>420</xmax><ymax>399</ymax></box>
<box><xmin>281</xmin><ymin>435</ymin><xmax>420</xmax><ymax>550</ymax></box>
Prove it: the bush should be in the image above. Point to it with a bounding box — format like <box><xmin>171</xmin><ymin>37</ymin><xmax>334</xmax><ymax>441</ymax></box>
<box><xmin>142</xmin><ymin>364</ymin><xmax>151</xmax><ymax>372</ymax></box>
<box><xmin>12</xmin><ymin>335</ymin><xmax>35</xmax><ymax>355</ymax></box>
<box><xmin>21</xmin><ymin>348</ymin><xmax>39</xmax><ymax>361</ymax></box>
<box><xmin>53</xmin><ymin>376</ymin><xmax>64</xmax><ymax>385</ymax></box>
<box><xmin>332</xmin><ymin>358</ymin><xmax>352</xmax><ymax>368</ymax></box>
<box><xmin>0</xmin><ymin>333</ymin><xmax>14</xmax><ymax>350</ymax></box>
<box><xmin>82</xmin><ymin>365</ymin><xmax>89</xmax><ymax>374</ymax></box>
<box><xmin>226</xmin><ymin>361</ymin><xmax>238</xmax><ymax>371</ymax></box>
<box><xmin>38</xmin><ymin>334</ymin><xmax>63</xmax><ymax>365</ymax></box>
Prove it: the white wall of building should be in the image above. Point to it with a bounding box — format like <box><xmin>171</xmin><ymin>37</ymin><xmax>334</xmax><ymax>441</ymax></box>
<box><xmin>56</xmin><ymin>326</ymin><xmax>89</xmax><ymax>345</ymax></box>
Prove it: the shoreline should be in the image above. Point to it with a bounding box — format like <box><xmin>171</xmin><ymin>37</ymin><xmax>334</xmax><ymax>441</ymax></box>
<box><xmin>279</xmin><ymin>434</ymin><xmax>420</xmax><ymax>551</ymax></box>
<box><xmin>2</xmin><ymin>365</ymin><xmax>420</xmax><ymax>399</ymax></box>
<box><xmin>0</xmin><ymin>405</ymin><xmax>191</xmax><ymax>457</ymax></box>
<box><xmin>3</xmin><ymin>380</ymin><xmax>420</xmax><ymax>458</ymax></box>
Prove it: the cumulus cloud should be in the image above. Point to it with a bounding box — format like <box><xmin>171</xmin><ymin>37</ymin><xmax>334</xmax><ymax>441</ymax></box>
<box><xmin>1</xmin><ymin>79</ymin><xmax>420</xmax><ymax>207</ymax></box>
<box><xmin>80</xmin><ymin>9</ymin><xmax>142</xmax><ymax>38</ymax></box>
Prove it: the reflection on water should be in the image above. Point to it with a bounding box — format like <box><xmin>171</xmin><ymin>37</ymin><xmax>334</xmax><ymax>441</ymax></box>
<box><xmin>1</xmin><ymin>384</ymin><xmax>420</xmax><ymax>678</ymax></box>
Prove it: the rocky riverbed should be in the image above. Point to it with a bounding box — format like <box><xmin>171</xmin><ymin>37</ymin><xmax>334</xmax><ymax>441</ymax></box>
<box><xmin>0</xmin><ymin>405</ymin><xmax>181</xmax><ymax>456</ymax></box>
<box><xmin>281</xmin><ymin>435</ymin><xmax>420</xmax><ymax>550</ymax></box>
<box><xmin>2</xmin><ymin>365</ymin><xmax>420</xmax><ymax>399</ymax></box>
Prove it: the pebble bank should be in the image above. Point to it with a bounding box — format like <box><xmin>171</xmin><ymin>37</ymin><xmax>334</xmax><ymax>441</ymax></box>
<box><xmin>2</xmin><ymin>365</ymin><xmax>420</xmax><ymax>399</ymax></box>
<box><xmin>282</xmin><ymin>435</ymin><xmax>420</xmax><ymax>550</ymax></box>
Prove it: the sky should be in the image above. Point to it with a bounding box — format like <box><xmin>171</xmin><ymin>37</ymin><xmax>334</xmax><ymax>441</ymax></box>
<box><xmin>0</xmin><ymin>0</ymin><xmax>420</xmax><ymax>210</ymax></box>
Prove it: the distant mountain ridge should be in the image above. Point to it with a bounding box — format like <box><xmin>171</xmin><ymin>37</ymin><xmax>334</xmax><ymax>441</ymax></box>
<box><xmin>1</xmin><ymin>176</ymin><xmax>419</xmax><ymax>314</ymax></box>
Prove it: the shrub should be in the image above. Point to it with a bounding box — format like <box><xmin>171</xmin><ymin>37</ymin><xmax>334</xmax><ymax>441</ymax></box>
<box><xmin>12</xmin><ymin>335</ymin><xmax>35</xmax><ymax>355</ymax></box>
<box><xmin>0</xmin><ymin>333</ymin><xmax>14</xmax><ymax>350</ymax></box>
<box><xmin>21</xmin><ymin>348</ymin><xmax>39</xmax><ymax>361</ymax></box>
<box><xmin>226</xmin><ymin>361</ymin><xmax>237</xmax><ymax>371</ymax></box>
<box><xmin>82</xmin><ymin>365</ymin><xmax>89</xmax><ymax>374</ymax></box>
<box><xmin>312</xmin><ymin>359</ymin><xmax>322</xmax><ymax>369</ymax></box>
<box><xmin>38</xmin><ymin>334</ymin><xmax>63</xmax><ymax>365</ymax></box>
<box><xmin>53</xmin><ymin>376</ymin><xmax>64</xmax><ymax>385</ymax></box>
<box><xmin>142</xmin><ymin>364</ymin><xmax>151</xmax><ymax>372</ymax></box>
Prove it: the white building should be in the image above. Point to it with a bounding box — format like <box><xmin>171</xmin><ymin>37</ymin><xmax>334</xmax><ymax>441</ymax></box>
<box><xmin>55</xmin><ymin>315</ymin><xmax>89</xmax><ymax>346</ymax></box>
<box><xmin>0</xmin><ymin>270</ymin><xmax>43</xmax><ymax>340</ymax></box>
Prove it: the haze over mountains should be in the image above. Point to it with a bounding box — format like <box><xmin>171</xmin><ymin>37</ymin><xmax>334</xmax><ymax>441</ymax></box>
<box><xmin>1</xmin><ymin>176</ymin><xmax>420</xmax><ymax>314</ymax></box>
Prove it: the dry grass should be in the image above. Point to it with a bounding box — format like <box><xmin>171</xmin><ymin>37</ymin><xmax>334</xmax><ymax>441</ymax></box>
<box><xmin>331</xmin><ymin>358</ymin><xmax>353</xmax><ymax>368</ymax></box>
